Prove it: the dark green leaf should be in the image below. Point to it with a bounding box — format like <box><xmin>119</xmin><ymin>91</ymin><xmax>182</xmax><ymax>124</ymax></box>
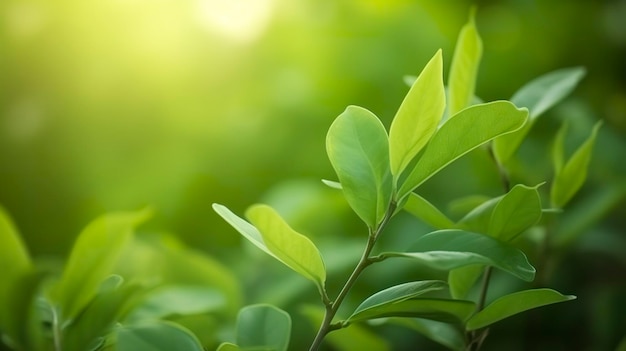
<box><xmin>391</xmin><ymin>318</ymin><xmax>465</xmax><ymax>351</ymax></box>
<box><xmin>398</xmin><ymin>101</ymin><xmax>527</xmax><ymax>200</ymax></box>
<box><xmin>347</xmin><ymin>298</ymin><xmax>475</xmax><ymax>324</ymax></box>
<box><xmin>466</xmin><ymin>289</ymin><xmax>576</xmax><ymax>330</ymax></box>
<box><xmin>389</xmin><ymin>50</ymin><xmax>445</xmax><ymax>177</ymax></box>
<box><xmin>381</xmin><ymin>230</ymin><xmax>535</xmax><ymax>281</ymax></box>
<box><xmin>326</xmin><ymin>106</ymin><xmax>392</xmax><ymax>227</ymax></box>
<box><xmin>448</xmin><ymin>265</ymin><xmax>484</xmax><ymax>300</ymax></box>
<box><xmin>349</xmin><ymin>281</ymin><xmax>447</xmax><ymax>320</ymax></box>
<box><xmin>236</xmin><ymin>304</ymin><xmax>291</xmax><ymax>351</ymax></box>
<box><xmin>115</xmin><ymin>321</ymin><xmax>204</xmax><ymax>351</ymax></box>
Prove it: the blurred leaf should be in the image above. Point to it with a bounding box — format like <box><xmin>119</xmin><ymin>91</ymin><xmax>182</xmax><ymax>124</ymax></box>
<box><xmin>398</xmin><ymin>101</ymin><xmax>528</xmax><ymax>200</ymax></box>
<box><xmin>217</xmin><ymin>343</ymin><xmax>241</xmax><ymax>351</ymax></box>
<box><xmin>391</xmin><ymin>318</ymin><xmax>465</xmax><ymax>351</ymax></box>
<box><xmin>551</xmin><ymin>122</ymin><xmax>569</xmax><ymax>173</ymax></box>
<box><xmin>389</xmin><ymin>50</ymin><xmax>445</xmax><ymax>178</ymax></box>
<box><xmin>447</xmin><ymin>195</ymin><xmax>491</xmax><ymax>219</ymax></box>
<box><xmin>494</xmin><ymin>67</ymin><xmax>586</xmax><ymax>162</ymax></box>
<box><xmin>63</xmin><ymin>275</ymin><xmax>145</xmax><ymax>351</ymax></box>
<box><xmin>448</xmin><ymin>265</ymin><xmax>484</xmax><ymax>300</ymax></box>
<box><xmin>349</xmin><ymin>281</ymin><xmax>448</xmax><ymax>321</ymax></box>
<box><xmin>245</xmin><ymin>204</ymin><xmax>326</xmax><ymax>290</ymax></box>
<box><xmin>380</xmin><ymin>230</ymin><xmax>535</xmax><ymax>281</ymax></box>
<box><xmin>115</xmin><ymin>321</ymin><xmax>204</xmax><ymax>351</ymax></box>
<box><xmin>125</xmin><ymin>286</ymin><xmax>225</xmax><ymax>323</ymax></box>
<box><xmin>448</xmin><ymin>8</ymin><xmax>482</xmax><ymax>117</ymax></box>
<box><xmin>300</xmin><ymin>305</ymin><xmax>390</xmax><ymax>351</ymax></box>
<box><xmin>347</xmin><ymin>298</ymin><xmax>475</xmax><ymax>324</ymax></box>
<box><xmin>321</xmin><ymin>179</ymin><xmax>342</xmax><ymax>190</ymax></box>
<box><xmin>326</xmin><ymin>105</ymin><xmax>392</xmax><ymax>227</ymax></box>
<box><xmin>236</xmin><ymin>304</ymin><xmax>291</xmax><ymax>351</ymax></box>
<box><xmin>52</xmin><ymin>208</ymin><xmax>151</xmax><ymax>323</ymax></box>
<box><xmin>616</xmin><ymin>336</ymin><xmax>626</xmax><ymax>351</ymax></box>
<box><xmin>488</xmin><ymin>184</ymin><xmax>542</xmax><ymax>241</ymax></box>
<box><xmin>466</xmin><ymin>289</ymin><xmax>576</xmax><ymax>330</ymax></box>
<box><xmin>403</xmin><ymin>193</ymin><xmax>454</xmax><ymax>229</ymax></box>
<box><xmin>551</xmin><ymin>121</ymin><xmax>602</xmax><ymax>208</ymax></box>
<box><xmin>0</xmin><ymin>206</ymin><xmax>34</xmax><ymax>348</ymax></box>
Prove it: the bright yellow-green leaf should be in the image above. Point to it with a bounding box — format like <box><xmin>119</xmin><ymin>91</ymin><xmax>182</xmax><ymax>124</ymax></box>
<box><xmin>466</xmin><ymin>289</ymin><xmax>576</xmax><ymax>330</ymax></box>
<box><xmin>389</xmin><ymin>50</ymin><xmax>445</xmax><ymax>178</ymax></box>
<box><xmin>551</xmin><ymin>121</ymin><xmax>602</xmax><ymax>208</ymax></box>
<box><xmin>246</xmin><ymin>204</ymin><xmax>326</xmax><ymax>289</ymax></box>
<box><xmin>398</xmin><ymin>101</ymin><xmax>528</xmax><ymax>201</ymax></box>
<box><xmin>326</xmin><ymin>106</ymin><xmax>392</xmax><ymax>227</ymax></box>
<box><xmin>115</xmin><ymin>321</ymin><xmax>204</xmax><ymax>351</ymax></box>
<box><xmin>488</xmin><ymin>184</ymin><xmax>543</xmax><ymax>241</ymax></box>
<box><xmin>0</xmin><ymin>206</ymin><xmax>34</xmax><ymax>346</ymax></box>
<box><xmin>52</xmin><ymin>208</ymin><xmax>151</xmax><ymax>322</ymax></box>
<box><xmin>403</xmin><ymin>193</ymin><xmax>454</xmax><ymax>229</ymax></box>
<box><xmin>217</xmin><ymin>343</ymin><xmax>241</xmax><ymax>351</ymax></box>
<box><xmin>448</xmin><ymin>8</ymin><xmax>483</xmax><ymax>117</ymax></box>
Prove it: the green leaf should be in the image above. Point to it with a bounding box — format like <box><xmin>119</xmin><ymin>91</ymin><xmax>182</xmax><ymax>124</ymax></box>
<box><xmin>214</xmin><ymin>204</ymin><xmax>326</xmax><ymax>290</ymax></box>
<box><xmin>217</xmin><ymin>343</ymin><xmax>241</xmax><ymax>351</ymax></box>
<box><xmin>246</xmin><ymin>204</ymin><xmax>326</xmax><ymax>289</ymax></box>
<box><xmin>391</xmin><ymin>318</ymin><xmax>465</xmax><ymax>351</ymax></box>
<box><xmin>466</xmin><ymin>288</ymin><xmax>576</xmax><ymax>330</ymax></box>
<box><xmin>389</xmin><ymin>49</ymin><xmax>445</xmax><ymax>177</ymax></box>
<box><xmin>63</xmin><ymin>275</ymin><xmax>146</xmax><ymax>351</ymax></box>
<box><xmin>349</xmin><ymin>281</ymin><xmax>448</xmax><ymax>320</ymax></box>
<box><xmin>115</xmin><ymin>321</ymin><xmax>204</xmax><ymax>351</ymax></box>
<box><xmin>488</xmin><ymin>184</ymin><xmax>543</xmax><ymax>241</ymax></box>
<box><xmin>300</xmin><ymin>305</ymin><xmax>390</xmax><ymax>351</ymax></box>
<box><xmin>0</xmin><ymin>206</ymin><xmax>34</xmax><ymax>347</ymax></box>
<box><xmin>447</xmin><ymin>195</ymin><xmax>491</xmax><ymax>219</ymax></box>
<box><xmin>380</xmin><ymin>230</ymin><xmax>535</xmax><ymax>281</ymax></box>
<box><xmin>448</xmin><ymin>265</ymin><xmax>484</xmax><ymax>300</ymax></box>
<box><xmin>347</xmin><ymin>298</ymin><xmax>475</xmax><ymax>324</ymax></box>
<box><xmin>326</xmin><ymin>105</ymin><xmax>392</xmax><ymax>227</ymax></box>
<box><xmin>455</xmin><ymin>196</ymin><xmax>501</xmax><ymax>233</ymax></box>
<box><xmin>551</xmin><ymin>122</ymin><xmax>568</xmax><ymax>173</ymax></box>
<box><xmin>52</xmin><ymin>208</ymin><xmax>151</xmax><ymax>322</ymax></box>
<box><xmin>551</xmin><ymin>121</ymin><xmax>602</xmax><ymax>208</ymax></box>
<box><xmin>448</xmin><ymin>8</ymin><xmax>483</xmax><ymax>117</ymax></box>
<box><xmin>403</xmin><ymin>193</ymin><xmax>455</xmax><ymax>229</ymax></box>
<box><xmin>236</xmin><ymin>304</ymin><xmax>291</xmax><ymax>351</ymax></box>
<box><xmin>125</xmin><ymin>286</ymin><xmax>225</xmax><ymax>322</ymax></box>
<box><xmin>493</xmin><ymin>66</ymin><xmax>586</xmax><ymax>162</ymax></box>
<box><xmin>398</xmin><ymin>101</ymin><xmax>528</xmax><ymax>200</ymax></box>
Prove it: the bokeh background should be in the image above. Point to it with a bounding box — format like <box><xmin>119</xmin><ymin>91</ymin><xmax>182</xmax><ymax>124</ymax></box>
<box><xmin>1</xmin><ymin>0</ymin><xmax>625</xmax><ymax>350</ymax></box>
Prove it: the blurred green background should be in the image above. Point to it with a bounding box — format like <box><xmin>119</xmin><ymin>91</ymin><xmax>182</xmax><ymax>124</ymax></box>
<box><xmin>1</xmin><ymin>0</ymin><xmax>625</xmax><ymax>350</ymax></box>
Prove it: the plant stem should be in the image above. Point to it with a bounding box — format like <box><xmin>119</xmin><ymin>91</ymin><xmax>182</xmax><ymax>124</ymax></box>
<box><xmin>309</xmin><ymin>202</ymin><xmax>396</xmax><ymax>351</ymax></box>
<box><xmin>51</xmin><ymin>306</ymin><xmax>62</xmax><ymax>351</ymax></box>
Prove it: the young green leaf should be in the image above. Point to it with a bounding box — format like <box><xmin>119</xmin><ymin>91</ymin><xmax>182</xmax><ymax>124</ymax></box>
<box><xmin>0</xmin><ymin>206</ymin><xmax>34</xmax><ymax>347</ymax></box>
<box><xmin>551</xmin><ymin>122</ymin><xmax>569</xmax><ymax>173</ymax></box>
<box><xmin>551</xmin><ymin>121</ymin><xmax>602</xmax><ymax>208</ymax></box>
<box><xmin>115</xmin><ymin>321</ymin><xmax>204</xmax><ymax>351</ymax></box>
<box><xmin>52</xmin><ymin>208</ymin><xmax>151</xmax><ymax>322</ymax></box>
<box><xmin>125</xmin><ymin>286</ymin><xmax>225</xmax><ymax>322</ymax></box>
<box><xmin>326</xmin><ymin>105</ymin><xmax>392</xmax><ymax>227</ymax></box>
<box><xmin>379</xmin><ymin>230</ymin><xmax>535</xmax><ymax>281</ymax></box>
<box><xmin>493</xmin><ymin>67</ymin><xmax>586</xmax><ymax>162</ymax></box>
<box><xmin>397</xmin><ymin>101</ymin><xmax>528</xmax><ymax>200</ymax></box>
<box><xmin>349</xmin><ymin>281</ymin><xmax>448</xmax><ymax>320</ymax></box>
<box><xmin>448</xmin><ymin>265</ymin><xmax>484</xmax><ymax>300</ymax></box>
<box><xmin>236</xmin><ymin>304</ymin><xmax>291</xmax><ymax>351</ymax></box>
<box><xmin>390</xmin><ymin>318</ymin><xmax>465</xmax><ymax>351</ymax></box>
<box><xmin>246</xmin><ymin>204</ymin><xmax>326</xmax><ymax>290</ymax></box>
<box><xmin>347</xmin><ymin>298</ymin><xmax>475</xmax><ymax>324</ymax></box>
<box><xmin>466</xmin><ymin>288</ymin><xmax>576</xmax><ymax>330</ymax></box>
<box><xmin>403</xmin><ymin>193</ymin><xmax>455</xmax><ymax>229</ymax></box>
<box><xmin>389</xmin><ymin>49</ymin><xmax>445</xmax><ymax>177</ymax></box>
<box><xmin>488</xmin><ymin>184</ymin><xmax>543</xmax><ymax>241</ymax></box>
<box><xmin>448</xmin><ymin>8</ymin><xmax>483</xmax><ymax>117</ymax></box>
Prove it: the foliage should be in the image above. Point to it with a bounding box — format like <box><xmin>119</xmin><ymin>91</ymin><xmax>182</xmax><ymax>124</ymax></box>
<box><xmin>213</xmin><ymin>10</ymin><xmax>601</xmax><ymax>351</ymax></box>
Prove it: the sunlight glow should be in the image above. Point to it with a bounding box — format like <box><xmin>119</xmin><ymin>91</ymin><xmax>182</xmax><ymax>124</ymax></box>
<box><xmin>196</xmin><ymin>0</ymin><xmax>275</xmax><ymax>43</ymax></box>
